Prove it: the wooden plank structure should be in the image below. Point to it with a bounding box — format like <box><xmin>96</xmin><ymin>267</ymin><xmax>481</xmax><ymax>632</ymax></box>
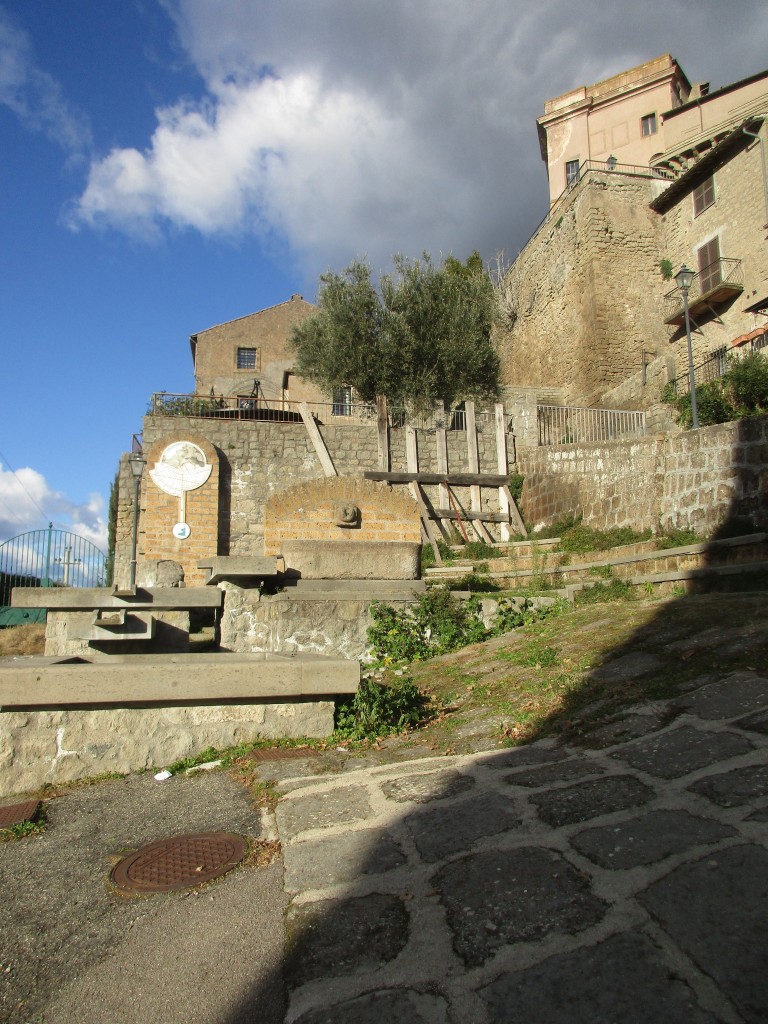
<box><xmin>364</xmin><ymin>398</ymin><xmax>526</xmax><ymax>543</ymax></box>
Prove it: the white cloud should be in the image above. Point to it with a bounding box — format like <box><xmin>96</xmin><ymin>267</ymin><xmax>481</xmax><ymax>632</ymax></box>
<box><xmin>0</xmin><ymin>7</ymin><xmax>91</xmax><ymax>156</ymax></box>
<box><xmin>0</xmin><ymin>464</ymin><xmax>107</xmax><ymax>552</ymax></box>
<box><xmin>72</xmin><ymin>0</ymin><xmax>768</xmax><ymax>273</ymax></box>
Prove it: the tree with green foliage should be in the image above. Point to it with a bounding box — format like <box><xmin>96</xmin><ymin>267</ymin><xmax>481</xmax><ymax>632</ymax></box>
<box><xmin>290</xmin><ymin>251</ymin><xmax>500</xmax><ymax>413</ymax></box>
<box><xmin>104</xmin><ymin>470</ymin><xmax>119</xmax><ymax>586</ymax></box>
<box><xmin>662</xmin><ymin>350</ymin><xmax>768</xmax><ymax>428</ymax></box>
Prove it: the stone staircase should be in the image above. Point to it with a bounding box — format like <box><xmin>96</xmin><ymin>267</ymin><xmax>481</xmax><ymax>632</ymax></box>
<box><xmin>424</xmin><ymin>533</ymin><xmax>768</xmax><ymax>600</ymax></box>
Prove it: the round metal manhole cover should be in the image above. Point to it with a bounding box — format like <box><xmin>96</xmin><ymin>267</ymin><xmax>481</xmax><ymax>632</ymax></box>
<box><xmin>111</xmin><ymin>832</ymin><xmax>248</xmax><ymax>895</ymax></box>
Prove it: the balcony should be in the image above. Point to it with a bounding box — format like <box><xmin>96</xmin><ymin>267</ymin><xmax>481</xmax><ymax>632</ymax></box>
<box><xmin>664</xmin><ymin>258</ymin><xmax>744</xmax><ymax>327</ymax></box>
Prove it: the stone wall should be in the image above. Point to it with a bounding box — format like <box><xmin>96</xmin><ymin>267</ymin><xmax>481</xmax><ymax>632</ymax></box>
<box><xmin>496</xmin><ymin>172</ymin><xmax>671</xmax><ymax>407</ymax></box>
<box><xmin>658</xmin><ymin>135</ymin><xmax>768</xmax><ymax>367</ymax></box>
<box><xmin>517</xmin><ymin>415</ymin><xmax>768</xmax><ymax>534</ymax></box>
<box><xmin>119</xmin><ymin>415</ymin><xmax>515</xmax><ymax>584</ymax></box>
<box><xmin>263</xmin><ymin>477</ymin><xmax>422</xmax><ymax>555</ymax></box>
<box><xmin>0</xmin><ymin>701</ymin><xmax>333</xmax><ymax>797</ymax></box>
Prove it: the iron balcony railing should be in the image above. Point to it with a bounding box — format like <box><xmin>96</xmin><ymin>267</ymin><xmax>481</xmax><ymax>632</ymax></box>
<box><xmin>537</xmin><ymin>405</ymin><xmax>646</xmax><ymax>446</ymax></box>
<box><xmin>663</xmin><ymin>258</ymin><xmax>744</xmax><ymax>322</ymax></box>
<box><xmin>669</xmin><ymin>336</ymin><xmax>768</xmax><ymax>397</ymax></box>
<box><xmin>149</xmin><ymin>394</ymin><xmax>498</xmax><ymax>430</ymax></box>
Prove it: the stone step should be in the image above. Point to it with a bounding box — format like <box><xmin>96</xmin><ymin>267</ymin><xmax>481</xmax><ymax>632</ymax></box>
<box><xmin>425</xmin><ymin>533</ymin><xmax>767</xmax><ymax>591</ymax></box>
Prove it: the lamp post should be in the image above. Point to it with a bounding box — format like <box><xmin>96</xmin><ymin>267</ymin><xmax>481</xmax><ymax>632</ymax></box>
<box><xmin>128</xmin><ymin>452</ymin><xmax>146</xmax><ymax>589</ymax></box>
<box><xmin>674</xmin><ymin>264</ymin><xmax>699</xmax><ymax>430</ymax></box>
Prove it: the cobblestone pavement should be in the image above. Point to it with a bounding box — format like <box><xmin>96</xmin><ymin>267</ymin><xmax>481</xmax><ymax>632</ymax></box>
<box><xmin>268</xmin><ymin>668</ymin><xmax>768</xmax><ymax>1024</ymax></box>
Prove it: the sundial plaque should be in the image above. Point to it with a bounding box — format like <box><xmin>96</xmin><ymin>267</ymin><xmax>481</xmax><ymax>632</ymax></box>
<box><xmin>149</xmin><ymin>441</ymin><xmax>212</xmax><ymax>540</ymax></box>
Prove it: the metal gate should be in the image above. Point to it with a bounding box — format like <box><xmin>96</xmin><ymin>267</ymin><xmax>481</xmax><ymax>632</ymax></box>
<box><xmin>0</xmin><ymin>524</ymin><xmax>107</xmax><ymax>626</ymax></box>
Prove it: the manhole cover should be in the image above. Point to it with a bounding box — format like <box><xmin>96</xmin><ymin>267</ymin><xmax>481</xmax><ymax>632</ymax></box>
<box><xmin>0</xmin><ymin>800</ymin><xmax>41</xmax><ymax>830</ymax></box>
<box><xmin>111</xmin><ymin>832</ymin><xmax>247</xmax><ymax>895</ymax></box>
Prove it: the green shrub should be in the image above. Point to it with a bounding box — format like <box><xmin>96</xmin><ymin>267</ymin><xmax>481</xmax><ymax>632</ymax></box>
<box><xmin>334</xmin><ymin>675</ymin><xmax>431</xmax><ymax>740</ymax></box>
<box><xmin>558</xmin><ymin>524</ymin><xmax>651</xmax><ymax>553</ymax></box>
<box><xmin>656</xmin><ymin>527</ymin><xmax>699</xmax><ymax>549</ymax></box>
<box><xmin>725</xmin><ymin>350</ymin><xmax>768</xmax><ymax>416</ymax></box>
<box><xmin>575</xmin><ymin>578</ymin><xmax>634</xmax><ymax>605</ymax></box>
<box><xmin>368</xmin><ymin>587</ymin><xmax>489</xmax><ymax>666</ymax></box>
<box><xmin>449</xmin><ymin>573</ymin><xmax>501</xmax><ymax>593</ymax></box>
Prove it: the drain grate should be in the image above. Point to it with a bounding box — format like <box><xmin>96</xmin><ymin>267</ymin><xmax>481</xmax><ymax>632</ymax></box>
<box><xmin>0</xmin><ymin>800</ymin><xmax>41</xmax><ymax>830</ymax></box>
<box><xmin>111</xmin><ymin>832</ymin><xmax>247</xmax><ymax>895</ymax></box>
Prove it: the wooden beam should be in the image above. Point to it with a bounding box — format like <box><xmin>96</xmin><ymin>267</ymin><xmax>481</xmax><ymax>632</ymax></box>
<box><xmin>435</xmin><ymin>400</ymin><xmax>450</xmax><ymax>513</ymax></box>
<box><xmin>376</xmin><ymin>395</ymin><xmax>390</xmax><ymax>472</ymax></box>
<box><xmin>495</xmin><ymin>402</ymin><xmax>511</xmax><ymax>542</ymax></box>
<box><xmin>429</xmin><ymin>509</ymin><xmax>516</xmax><ymax>523</ymax></box>
<box><xmin>502</xmin><ymin>484</ymin><xmax>528</xmax><ymax>537</ymax></box>
<box><xmin>409</xmin><ymin>482</ymin><xmax>442</xmax><ymax>564</ymax></box>
<box><xmin>463</xmin><ymin>400</ymin><xmax>494</xmax><ymax>543</ymax></box>
<box><xmin>299</xmin><ymin>403</ymin><xmax>336</xmax><ymax>476</ymax></box>
<box><xmin>364</xmin><ymin>471</ymin><xmax>510</xmax><ymax>486</ymax></box>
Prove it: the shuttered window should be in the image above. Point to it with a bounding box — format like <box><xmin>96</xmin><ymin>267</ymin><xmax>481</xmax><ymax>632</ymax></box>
<box><xmin>697</xmin><ymin>237</ymin><xmax>721</xmax><ymax>293</ymax></box>
<box><xmin>693</xmin><ymin>176</ymin><xmax>715</xmax><ymax>217</ymax></box>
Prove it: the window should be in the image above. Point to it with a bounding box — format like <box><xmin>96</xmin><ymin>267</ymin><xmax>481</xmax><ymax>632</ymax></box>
<box><xmin>693</xmin><ymin>176</ymin><xmax>715</xmax><ymax>217</ymax></box>
<box><xmin>236</xmin><ymin>347</ymin><xmax>259</xmax><ymax>370</ymax></box>
<box><xmin>332</xmin><ymin>386</ymin><xmax>352</xmax><ymax>417</ymax></box>
<box><xmin>565</xmin><ymin>159</ymin><xmax>580</xmax><ymax>186</ymax></box>
<box><xmin>641</xmin><ymin>113</ymin><xmax>658</xmax><ymax>137</ymax></box>
<box><xmin>697</xmin><ymin>236</ymin><xmax>721</xmax><ymax>294</ymax></box>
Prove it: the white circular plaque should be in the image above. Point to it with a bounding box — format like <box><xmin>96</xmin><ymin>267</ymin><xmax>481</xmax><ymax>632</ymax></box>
<box><xmin>172</xmin><ymin>522</ymin><xmax>191</xmax><ymax>540</ymax></box>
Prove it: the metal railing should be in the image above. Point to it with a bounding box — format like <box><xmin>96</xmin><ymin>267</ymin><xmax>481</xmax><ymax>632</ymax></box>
<box><xmin>537</xmin><ymin>405</ymin><xmax>646</xmax><ymax>446</ymax></box>
<box><xmin>149</xmin><ymin>394</ymin><xmax>499</xmax><ymax>430</ymax></box>
<box><xmin>669</xmin><ymin>337</ymin><xmax>767</xmax><ymax>396</ymax></box>
<box><xmin>663</xmin><ymin>258</ymin><xmax>744</xmax><ymax>319</ymax></box>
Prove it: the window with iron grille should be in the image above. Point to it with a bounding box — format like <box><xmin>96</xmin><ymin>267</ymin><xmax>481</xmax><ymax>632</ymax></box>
<box><xmin>641</xmin><ymin>113</ymin><xmax>657</xmax><ymax>136</ymax></box>
<box><xmin>565</xmin><ymin>159</ymin><xmax>580</xmax><ymax>186</ymax></box>
<box><xmin>697</xmin><ymin>236</ymin><xmax>721</xmax><ymax>294</ymax></box>
<box><xmin>332</xmin><ymin>386</ymin><xmax>352</xmax><ymax>416</ymax></box>
<box><xmin>236</xmin><ymin>347</ymin><xmax>259</xmax><ymax>370</ymax></box>
<box><xmin>693</xmin><ymin>176</ymin><xmax>715</xmax><ymax>217</ymax></box>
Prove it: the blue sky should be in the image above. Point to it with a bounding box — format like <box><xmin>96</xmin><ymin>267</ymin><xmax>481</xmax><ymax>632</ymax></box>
<box><xmin>1</xmin><ymin>0</ymin><xmax>766</xmax><ymax>551</ymax></box>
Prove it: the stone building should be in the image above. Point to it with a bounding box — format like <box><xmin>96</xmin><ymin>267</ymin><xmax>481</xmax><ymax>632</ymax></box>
<box><xmin>498</xmin><ymin>56</ymin><xmax>768</xmax><ymax>409</ymax></box>
<box><xmin>190</xmin><ymin>293</ymin><xmax>325</xmax><ymax>407</ymax></box>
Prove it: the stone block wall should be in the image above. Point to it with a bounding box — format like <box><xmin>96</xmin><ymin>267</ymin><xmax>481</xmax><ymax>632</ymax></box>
<box><xmin>496</xmin><ymin>173</ymin><xmax>670</xmax><ymax>407</ymax></box>
<box><xmin>517</xmin><ymin>437</ymin><xmax>665</xmax><ymax>532</ymax></box>
<box><xmin>516</xmin><ymin>414</ymin><xmax>768</xmax><ymax>535</ymax></box>
<box><xmin>119</xmin><ymin>415</ymin><xmax>515</xmax><ymax>583</ymax></box>
<box><xmin>263</xmin><ymin>477</ymin><xmax>422</xmax><ymax>555</ymax></box>
<box><xmin>659</xmin><ymin>417</ymin><xmax>768</xmax><ymax>534</ymax></box>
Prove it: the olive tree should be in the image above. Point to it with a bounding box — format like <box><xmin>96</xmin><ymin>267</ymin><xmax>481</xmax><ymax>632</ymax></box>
<box><xmin>290</xmin><ymin>251</ymin><xmax>500</xmax><ymax>412</ymax></box>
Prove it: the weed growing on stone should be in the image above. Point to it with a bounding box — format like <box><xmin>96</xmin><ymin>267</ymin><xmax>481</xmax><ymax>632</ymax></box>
<box><xmin>334</xmin><ymin>675</ymin><xmax>432</xmax><ymax>740</ymax></box>
<box><xmin>0</xmin><ymin>808</ymin><xmax>46</xmax><ymax>842</ymax></box>
<box><xmin>656</xmin><ymin>527</ymin><xmax>700</xmax><ymax>549</ymax></box>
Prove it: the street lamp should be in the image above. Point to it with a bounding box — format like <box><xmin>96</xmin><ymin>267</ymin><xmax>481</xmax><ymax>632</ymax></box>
<box><xmin>128</xmin><ymin>452</ymin><xmax>146</xmax><ymax>589</ymax></box>
<box><xmin>674</xmin><ymin>264</ymin><xmax>699</xmax><ymax>430</ymax></box>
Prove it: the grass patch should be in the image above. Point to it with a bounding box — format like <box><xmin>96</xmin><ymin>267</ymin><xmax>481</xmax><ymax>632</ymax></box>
<box><xmin>574</xmin><ymin>578</ymin><xmax>634</xmax><ymax>605</ymax></box>
<box><xmin>0</xmin><ymin>623</ymin><xmax>46</xmax><ymax>656</ymax></box>
<box><xmin>656</xmin><ymin>527</ymin><xmax>700</xmax><ymax>549</ymax></box>
<box><xmin>499</xmin><ymin>640</ymin><xmax>561</xmax><ymax>668</ymax></box>
<box><xmin>558</xmin><ymin>523</ymin><xmax>652</xmax><ymax>554</ymax></box>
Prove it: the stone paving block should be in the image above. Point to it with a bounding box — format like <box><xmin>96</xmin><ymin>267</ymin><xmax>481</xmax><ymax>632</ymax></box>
<box><xmin>276</xmin><ymin>785</ymin><xmax>373</xmax><ymax>839</ymax></box>
<box><xmin>734</xmin><ymin>707</ymin><xmax>768</xmax><ymax>736</ymax></box>
<box><xmin>503</xmin><ymin>757</ymin><xmax>604</xmax><ymax>789</ymax></box>
<box><xmin>432</xmin><ymin>847</ymin><xmax>607</xmax><ymax>967</ymax></box>
<box><xmin>639</xmin><ymin>844</ymin><xmax>768</xmax><ymax>1023</ymax></box>
<box><xmin>590</xmin><ymin>652</ymin><xmax>663</xmax><ymax>683</ymax></box>
<box><xmin>608</xmin><ymin>725</ymin><xmax>753</xmax><ymax>779</ymax></box>
<box><xmin>478</xmin><ymin>932</ymin><xmax>717</xmax><ymax>1023</ymax></box>
<box><xmin>531</xmin><ymin>775</ymin><xmax>655</xmax><ymax>828</ymax></box>
<box><xmin>688</xmin><ymin>764</ymin><xmax>768</xmax><ymax>807</ymax></box>
<box><xmin>475</xmin><ymin>745</ymin><xmax>568</xmax><ymax>770</ymax></box>
<box><xmin>283</xmin><ymin>828</ymin><xmax>406</xmax><ymax>892</ymax></box>
<box><xmin>292</xmin><ymin>988</ymin><xmax>450</xmax><ymax>1024</ymax></box>
<box><xmin>285</xmin><ymin>892</ymin><xmax>409</xmax><ymax>988</ymax></box>
<box><xmin>406</xmin><ymin>790</ymin><xmax>521</xmax><ymax>863</ymax></box>
<box><xmin>380</xmin><ymin>769</ymin><xmax>475</xmax><ymax>804</ymax></box>
<box><xmin>677</xmin><ymin>671</ymin><xmax>768</xmax><ymax>721</ymax></box>
<box><xmin>570</xmin><ymin>809</ymin><xmax>736</xmax><ymax>869</ymax></box>
<box><xmin>581</xmin><ymin>710</ymin><xmax>675</xmax><ymax>749</ymax></box>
